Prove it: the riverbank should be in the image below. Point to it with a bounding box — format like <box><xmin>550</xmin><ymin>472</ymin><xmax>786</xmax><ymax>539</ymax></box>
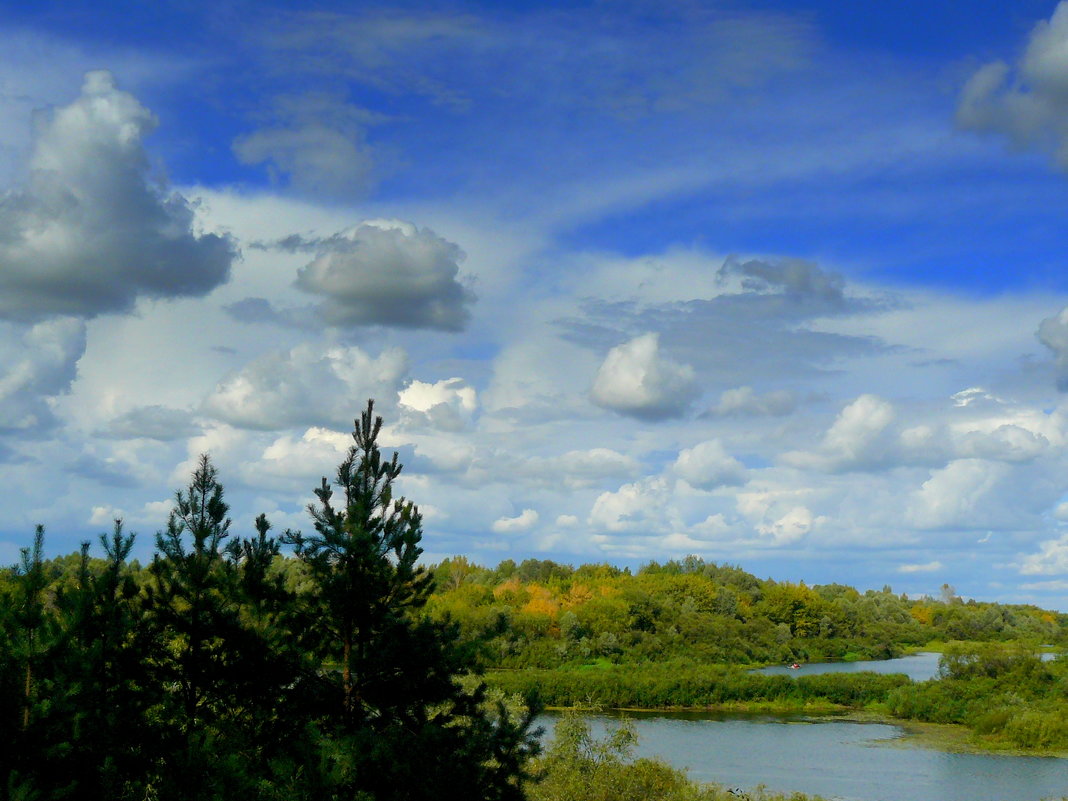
<box><xmin>869</xmin><ymin>714</ymin><xmax>1068</xmax><ymax>758</ymax></box>
<box><xmin>492</xmin><ymin>655</ymin><xmax>1068</xmax><ymax>758</ymax></box>
<box><xmin>540</xmin><ymin>703</ymin><xmax>1068</xmax><ymax>759</ymax></box>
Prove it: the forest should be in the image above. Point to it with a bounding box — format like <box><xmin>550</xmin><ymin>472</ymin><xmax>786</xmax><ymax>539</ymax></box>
<box><xmin>3</xmin><ymin>402</ymin><xmax>1068</xmax><ymax>798</ymax></box>
<box><xmin>423</xmin><ymin>555</ymin><xmax>1068</xmax><ymax>751</ymax></box>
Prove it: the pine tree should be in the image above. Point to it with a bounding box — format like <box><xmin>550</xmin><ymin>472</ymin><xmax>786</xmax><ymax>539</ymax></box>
<box><xmin>285</xmin><ymin>399</ymin><xmax>538</xmax><ymax>800</ymax></box>
<box><xmin>48</xmin><ymin>523</ymin><xmax>156</xmax><ymax>799</ymax></box>
<box><xmin>0</xmin><ymin>526</ymin><xmax>54</xmax><ymax>797</ymax></box>
<box><xmin>145</xmin><ymin>454</ymin><xmax>298</xmax><ymax>799</ymax></box>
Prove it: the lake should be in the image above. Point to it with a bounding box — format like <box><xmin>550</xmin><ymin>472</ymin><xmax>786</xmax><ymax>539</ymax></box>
<box><xmin>538</xmin><ymin>711</ymin><xmax>1068</xmax><ymax>801</ymax></box>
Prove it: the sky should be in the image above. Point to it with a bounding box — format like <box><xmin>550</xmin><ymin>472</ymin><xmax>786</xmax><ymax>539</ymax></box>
<box><xmin>6</xmin><ymin>1</ymin><xmax>1068</xmax><ymax>607</ymax></box>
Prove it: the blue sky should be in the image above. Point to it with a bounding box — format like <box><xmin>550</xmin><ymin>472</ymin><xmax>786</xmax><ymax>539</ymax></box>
<box><xmin>5</xmin><ymin>0</ymin><xmax>1068</xmax><ymax>607</ymax></box>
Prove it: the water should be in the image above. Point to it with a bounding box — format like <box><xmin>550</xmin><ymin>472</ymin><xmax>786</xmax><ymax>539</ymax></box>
<box><xmin>537</xmin><ymin>711</ymin><xmax>1068</xmax><ymax>801</ymax></box>
<box><xmin>756</xmin><ymin>651</ymin><xmax>944</xmax><ymax>681</ymax></box>
<box><xmin>756</xmin><ymin>651</ymin><xmax>1058</xmax><ymax>682</ymax></box>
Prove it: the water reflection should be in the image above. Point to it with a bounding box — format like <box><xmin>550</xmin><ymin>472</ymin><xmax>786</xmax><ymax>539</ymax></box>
<box><xmin>756</xmin><ymin>651</ymin><xmax>943</xmax><ymax>681</ymax></box>
<box><xmin>537</xmin><ymin>712</ymin><xmax>1068</xmax><ymax>801</ymax></box>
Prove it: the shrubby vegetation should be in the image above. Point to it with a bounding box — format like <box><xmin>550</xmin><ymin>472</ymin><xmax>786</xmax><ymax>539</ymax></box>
<box><xmin>531</xmin><ymin>711</ymin><xmax>829</xmax><ymax>801</ymax></box>
<box><xmin>888</xmin><ymin>642</ymin><xmax>1068</xmax><ymax>750</ymax></box>
<box><xmin>488</xmin><ymin>663</ymin><xmax>908</xmax><ymax>712</ymax></box>
<box><xmin>0</xmin><ymin>402</ymin><xmax>537</xmax><ymax>800</ymax></box>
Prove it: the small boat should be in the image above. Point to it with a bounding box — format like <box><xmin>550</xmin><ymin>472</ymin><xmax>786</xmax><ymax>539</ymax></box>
<box><xmin>789</xmin><ymin>662</ymin><xmax>801</xmax><ymax>670</ymax></box>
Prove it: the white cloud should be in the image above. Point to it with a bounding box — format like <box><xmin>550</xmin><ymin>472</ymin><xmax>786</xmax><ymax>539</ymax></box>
<box><xmin>589</xmin><ymin>476</ymin><xmax>674</xmax><ymax>534</ymax></box>
<box><xmin>203</xmin><ymin>341</ymin><xmax>408</xmax><ymax>431</ymax></box>
<box><xmin>0</xmin><ymin>71</ymin><xmax>234</xmax><ymax>321</ymax></box>
<box><xmin>951</xmin><ymin>424</ymin><xmax>1049</xmax><ymax>463</ymax></box>
<box><xmin>590</xmin><ymin>332</ymin><xmax>699</xmax><ymax>420</ymax></box>
<box><xmin>492</xmin><ymin>508</ymin><xmax>539</xmax><ymax>533</ymax></box>
<box><xmin>898</xmin><ymin>561</ymin><xmax>943</xmax><ymax>574</ymax></box>
<box><xmin>907</xmin><ymin>459</ymin><xmax>1013</xmax><ymax>530</ymax></box>
<box><xmin>399</xmin><ymin>377</ymin><xmax>477</xmax><ymax>431</ymax></box>
<box><xmin>293</xmin><ymin>219</ymin><xmax>475</xmax><ymax>331</ymax></box>
<box><xmin>89</xmin><ymin>498</ymin><xmax>175</xmax><ymax>528</ymax></box>
<box><xmin>956</xmin><ymin>3</ymin><xmax>1068</xmax><ymax>170</ymax></box>
<box><xmin>782</xmin><ymin>394</ymin><xmax>895</xmax><ymax>472</ymax></box>
<box><xmin>673</xmin><ymin>440</ymin><xmax>747</xmax><ymax>489</ymax></box>
<box><xmin>951</xmin><ymin>387</ymin><xmax>1001</xmax><ymax>408</ymax></box>
<box><xmin>1020</xmin><ymin>533</ymin><xmax>1068</xmax><ymax>576</ymax></box>
<box><xmin>246</xmin><ymin>426</ymin><xmax>352</xmax><ymax>487</ymax></box>
<box><xmin>756</xmin><ymin>505</ymin><xmax>819</xmax><ymax>545</ymax></box>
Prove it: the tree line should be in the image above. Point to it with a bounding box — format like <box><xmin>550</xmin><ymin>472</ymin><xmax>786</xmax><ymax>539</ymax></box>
<box><xmin>426</xmin><ymin>556</ymin><xmax>1066</xmax><ymax>671</ymax></box>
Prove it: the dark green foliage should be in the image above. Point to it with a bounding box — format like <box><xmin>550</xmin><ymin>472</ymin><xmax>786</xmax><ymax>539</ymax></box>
<box><xmin>529</xmin><ymin>712</ymin><xmax>830</xmax><ymax>801</ymax></box>
<box><xmin>486</xmin><ymin>664</ymin><xmax>908</xmax><ymax>710</ymax></box>
<box><xmin>886</xmin><ymin>642</ymin><xmax>1068</xmax><ymax>749</ymax></box>
<box><xmin>0</xmin><ymin>402</ymin><xmax>537</xmax><ymax>800</ymax></box>
<box><xmin>284</xmin><ymin>400</ymin><xmax>539</xmax><ymax>800</ymax></box>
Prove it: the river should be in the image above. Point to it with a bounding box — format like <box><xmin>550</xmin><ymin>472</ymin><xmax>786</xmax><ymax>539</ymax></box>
<box><xmin>755</xmin><ymin>650</ymin><xmax>1057</xmax><ymax>682</ymax></box>
<box><xmin>536</xmin><ymin>653</ymin><xmax>1068</xmax><ymax>801</ymax></box>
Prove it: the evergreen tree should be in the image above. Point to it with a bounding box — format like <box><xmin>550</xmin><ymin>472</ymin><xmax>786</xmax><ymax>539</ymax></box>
<box><xmin>0</xmin><ymin>526</ymin><xmax>54</xmax><ymax>798</ymax></box>
<box><xmin>285</xmin><ymin>399</ymin><xmax>538</xmax><ymax>800</ymax></box>
<box><xmin>47</xmin><ymin>523</ymin><xmax>156</xmax><ymax>800</ymax></box>
<box><xmin>144</xmin><ymin>455</ymin><xmax>300</xmax><ymax>800</ymax></box>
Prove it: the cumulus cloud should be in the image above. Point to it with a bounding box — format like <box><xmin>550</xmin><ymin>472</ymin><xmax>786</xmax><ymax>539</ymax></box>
<box><xmin>1038</xmin><ymin>306</ymin><xmax>1068</xmax><ymax>389</ymax></box>
<box><xmin>492</xmin><ymin>508</ymin><xmax>539</xmax><ymax>533</ymax></box>
<box><xmin>673</xmin><ymin>440</ymin><xmax>747</xmax><ymax>489</ymax></box>
<box><xmin>708</xmin><ymin>386</ymin><xmax>797</xmax><ymax>417</ymax></box>
<box><xmin>952</xmin><ymin>424</ymin><xmax>1049</xmax><ymax>463</ymax></box>
<box><xmin>246</xmin><ymin>426</ymin><xmax>352</xmax><ymax>488</ymax></box>
<box><xmin>0</xmin><ymin>317</ymin><xmax>85</xmax><ymax>432</ymax></box>
<box><xmin>782</xmin><ymin>394</ymin><xmax>895</xmax><ymax>472</ymax></box>
<box><xmin>293</xmin><ymin>219</ymin><xmax>474</xmax><ymax>331</ymax></box>
<box><xmin>590</xmin><ymin>332</ymin><xmax>699</xmax><ymax>420</ymax></box>
<box><xmin>233</xmin><ymin>92</ymin><xmax>379</xmax><ymax>199</ymax></box>
<box><xmin>0</xmin><ymin>71</ymin><xmax>234</xmax><ymax>321</ymax></box>
<box><xmin>89</xmin><ymin>498</ymin><xmax>174</xmax><ymax>528</ymax></box>
<box><xmin>399</xmin><ymin>377</ymin><xmax>477</xmax><ymax>431</ymax></box>
<box><xmin>907</xmin><ymin>458</ymin><xmax>1013</xmax><ymax>530</ymax></box>
<box><xmin>1020</xmin><ymin>533</ymin><xmax>1068</xmax><ymax>576</ymax></box>
<box><xmin>956</xmin><ymin>3</ymin><xmax>1068</xmax><ymax>169</ymax></box>
<box><xmin>756</xmin><ymin>505</ymin><xmax>818</xmax><ymax>545</ymax></box>
<box><xmin>203</xmin><ymin>341</ymin><xmax>408</xmax><ymax>430</ymax></box>
<box><xmin>589</xmin><ymin>476</ymin><xmax>673</xmax><ymax>533</ymax></box>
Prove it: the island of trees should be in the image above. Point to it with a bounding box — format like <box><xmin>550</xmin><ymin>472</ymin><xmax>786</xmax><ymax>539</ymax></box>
<box><xmin>3</xmin><ymin>401</ymin><xmax>1068</xmax><ymax>799</ymax></box>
